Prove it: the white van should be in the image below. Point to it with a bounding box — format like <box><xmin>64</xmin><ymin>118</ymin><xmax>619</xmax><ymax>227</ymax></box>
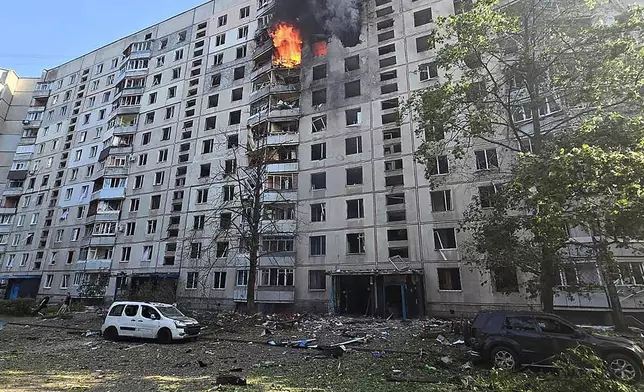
<box><xmin>101</xmin><ymin>301</ymin><xmax>200</xmax><ymax>343</ymax></box>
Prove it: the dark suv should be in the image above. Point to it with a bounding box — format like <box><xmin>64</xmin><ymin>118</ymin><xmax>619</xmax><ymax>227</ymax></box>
<box><xmin>465</xmin><ymin>311</ymin><xmax>644</xmax><ymax>382</ymax></box>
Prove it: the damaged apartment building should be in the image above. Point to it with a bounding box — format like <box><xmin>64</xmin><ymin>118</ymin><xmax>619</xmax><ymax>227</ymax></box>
<box><xmin>0</xmin><ymin>0</ymin><xmax>641</xmax><ymax>319</ymax></box>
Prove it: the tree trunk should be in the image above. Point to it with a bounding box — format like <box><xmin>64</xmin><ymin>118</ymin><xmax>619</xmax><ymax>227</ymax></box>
<box><xmin>246</xmin><ymin>248</ymin><xmax>258</xmax><ymax>314</ymax></box>
<box><xmin>592</xmin><ymin>233</ymin><xmax>627</xmax><ymax>331</ymax></box>
<box><xmin>539</xmin><ymin>247</ymin><xmax>556</xmax><ymax>313</ymax></box>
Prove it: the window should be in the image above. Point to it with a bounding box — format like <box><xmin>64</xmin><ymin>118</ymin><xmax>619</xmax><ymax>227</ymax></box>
<box><xmin>233</xmin><ymin>66</ymin><xmax>245</xmax><ymax>80</ymax></box>
<box><xmin>429</xmin><ymin>155</ymin><xmax>449</xmax><ymax>175</ymax></box>
<box><xmin>387</xmin><ymin>210</ymin><xmax>406</xmax><ymax>222</ymax></box>
<box><xmin>142</xmin><ymin>132</ymin><xmax>151</xmax><ymax>145</ymax></box>
<box><xmin>213</xmin><ymin>271</ymin><xmax>227</xmax><ymax>289</ymax></box>
<box><xmin>89</xmin><ymin>146</ymin><xmax>97</xmax><ymax>157</ymax></box>
<box><xmin>309</xmin><ymin>270</ymin><xmax>326</xmax><ymax>290</ymax></box>
<box><xmin>479</xmin><ymin>185</ymin><xmax>498</xmax><ymax>208</ymax></box>
<box><xmin>416</xmin><ymin>35</ymin><xmax>435</xmax><ymax>52</ymax></box>
<box><xmin>238</xmin><ymin>26</ymin><xmax>249</xmax><ymax>39</ymax></box>
<box><xmin>186</xmin><ymin>272</ymin><xmax>199</xmax><ymax>289</ymax></box>
<box><xmin>49</xmin><ymin>252</ymin><xmax>57</xmax><ymax>265</ymax></box>
<box><xmin>236</xmin><ymin>270</ymin><xmax>249</xmax><ymax>286</ymax></box>
<box><xmin>202</xmin><ymin>139</ymin><xmax>214</xmax><ymax>153</ymax></box>
<box><xmin>134</xmin><ymin>175</ymin><xmax>144</xmax><ymax>189</ymax></box>
<box><xmin>311</xmin><ymin>172</ymin><xmax>326</xmax><ymax>190</ymax></box>
<box><xmin>229</xmin><ymin>110</ymin><xmax>241</xmax><ymax>125</ymax></box>
<box><xmin>215</xmin><ymin>33</ymin><xmax>226</xmax><ymax>46</ymax></box>
<box><xmin>213</xmin><ymin>53</ymin><xmax>224</xmax><ymax>66</ymax></box>
<box><xmin>208</xmin><ymin>94</ymin><xmax>219</xmax><ymax>108</ymax></box>
<box><xmin>145</xmin><ymin>112</ymin><xmax>155</xmax><ymax>124</ymax></box>
<box><xmin>71</xmin><ymin>228</ymin><xmax>80</xmax><ymax>241</ymax></box>
<box><xmin>148</xmin><ymin>92</ymin><xmax>157</xmax><ymax>105</ymax></box>
<box><xmin>190</xmin><ymin>242</ymin><xmax>202</xmax><ymax>259</ymax></box>
<box><xmin>223</xmin><ymin>185</ymin><xmax>235</xmax><ymax>201</ymax></box>
<box><xmin>385</xmin><ymin>159</ymin><xmax>403</xmax><ymax>171</ymax></box>
<box><xmin>431</xmin><ymin>190</ymin><xmax>453</xmax><ymax>211</ymax></box>
<box><xmin>312</xmin><ymin>88</ymin><xmax>327</xmax><ymax>105</ymax></box>
<box><xmin>310</xmin><ymin>236</ymin><xmax>326</xmax><ymax>256</ymax></box>
<box><xmin>434</xmin><ymin>228</ymin><xmax>457</xmax><ymax>249</ymax></box>
<box><xmin>150</xmin><ymin>194</ymin><xmax>161</xmax><ymax>209</ymax></box>
<box><xmin>438</xmin><ymin>268</ymin><xmax>462</xmax><ymax>290</ymax></box>
<box><xmin>311</xmin><ymin>143</ymin><xmax>326</xmax><ymax>160</ymax></box>
<box><xmin>168</xmin><ymin>86</ymin><xmax>177</xmax><ymax>98</ymax></box>
<box><xmin>475</xmin><ymin>149</ymin><xmax>499</xmax><ymax>170</ymax></box>
<box><xmin>200</xmin><ymin>163</ymin><xmax>211</xmax><ymax>178</ymax></box>
<box><xmin>414</xmin><ymin>8</ymin><xmax>433</xmax><ymax>26</ymax></box>
<box><xmin>157</xmin><ymin>149</ymin><xmax>168</xmax><ymax>163</ymax></box>
<box><xmin>313</xmin><ymin>64</ymin><xmax>327</xmax><ymax>80</ymax></box>
<box><xmin>346</xmin><ymin>199</ymin><xmax>364</xmax><ymax>219</ymax></box>
<box><xmin>312</xmin><ymin>115</ymin><xmax>327</xmax><ymax>133</ymax></box>
<box><xmin>240</xmin><ymin>6</ymin><xmax>250</xmax><ymax>18</ymax></box>
<box><xmin>227</xmin><ymin>134</ymin><xmax>239</xmax><ymax>148</ymax></box>
<box><xmin>125</xmin><ymin>222</ymin><xmax>136</xmax><ymax>236</ymax></box>
<box><xmin>347</xmin><ymin>233</ymin><xmax>366</xmax><ymax>254</ymax></box>
<box><xmin>220</xmin><ymin>213</ymin><xmax>231</xmax><ymax>229</ymax></box>
<box><xmin>344</xmin><ymin>80</ymin><xmax>361</xmax><ymax>98</ymax></box>
<box><xmin>193</xmin><ymin>215</ymin><xmax>205</xmax><ymax>230</ymax></box>
<box><xmin>231</xmin><ymin>87</ymin><xmax>243</xmax><ymax>101</ymax></box>
<box><xmin>311</xmin><ymin>203</ymin><xmax>326</xmax><ymax>222</ymax></box>
<box><xmin>154</xmin><ymin>171</ymin><xmax>165</xmax><ymax>185</ymax></box>
<box><xmin>419</xmin><ymin>63</ymin><xmax>438</xmax><ymax>80</ymax></box>
<box><xmin>65</xmin><ymin>188</ymin><xmax>73</xmax><ymax>200</ymax></box>
<box><xmin>345</xmin><ymin>108</ymin><xmax>362</xmax><ymax>126</ymax></box>
<box><xmin>197</xmin><ymin>188</ymin><xmax>209</xmax><ymax>203</ymax></box>
<box><xmin>236</xmin><ymin>45</ymin><xmax>247</xmax><ymax>59</ymax></box>
<box><xmin>44</xmin><ymin>274</ymin><xmax>53</xmax><ymax>288</ymax></box>
<box><xmin>142</xmin><ymin>245</ymin><xmax>153</xmax><ymax>261</ymax></box>
<box><xmin>346</xmin><ymin>167</ymin><xmax>363</xmax><ymax>186</ymax></box>
<box><xmin>216</xmin><ymin>242</ymin><xmax>229</xmax><ymax>257</ymax></box>
<box><xmin>129</xmin><ymin>198</ymin><xmax>140</xmax><ymax>212</ymax></box>
<box><xmin>224</xmin><ymin>159</ymin><xmax>236</xmax><ymax>174</ymax></box>
<box><xmin>121</xmin><ymin>247</ymin><xmax>131</xmax><ymax>262</ymax></box>
<box><xmin>66</xmin><ymin>251</ymin><xmax>74</xmax><ymax>264</ymax></box>
<box><xmin>344</xmin><ymin>55</ymin><xmax>360</xmax><ymax>71</ymax></box>
<box><xmin>174</xmin><ymin>49</ymin><xmax>184</xmax><ymax>61</ymax></box>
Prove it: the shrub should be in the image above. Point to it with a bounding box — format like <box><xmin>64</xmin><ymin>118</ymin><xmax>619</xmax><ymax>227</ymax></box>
<box><xmin>0</xmin><ymin>298</ymin><xmax>37</xmax><ymax>316</ymax></box>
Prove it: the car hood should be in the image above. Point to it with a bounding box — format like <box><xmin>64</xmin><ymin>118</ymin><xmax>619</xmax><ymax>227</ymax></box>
<box><xmin>171</xmin><ymin>316</ymin><xmax>199</xmax><ymax>325</ymax></box>
<box><xmin>588</xmin><ymin>333</ymin><xmax>639</xmax><ymax>349</ymax></box>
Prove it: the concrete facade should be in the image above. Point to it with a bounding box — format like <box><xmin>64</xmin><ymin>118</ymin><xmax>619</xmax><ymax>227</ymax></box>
<box><xmin>0</xmin><ymin>0</ymin><xmax>642</xmax><ymax>318</ymax></box>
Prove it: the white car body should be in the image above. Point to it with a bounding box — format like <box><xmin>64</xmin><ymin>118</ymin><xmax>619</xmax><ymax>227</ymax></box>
<box><xmin>101</xmin><ymin>301</ymin><xmax>200</xmax><ymax>341</ymax></box>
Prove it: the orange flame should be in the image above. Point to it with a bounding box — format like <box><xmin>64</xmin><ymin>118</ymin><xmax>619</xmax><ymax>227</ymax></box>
<box><xmin>270</xmin><ymin>23</ymin><xmax>303</xmax><ymax>68</ymax></box>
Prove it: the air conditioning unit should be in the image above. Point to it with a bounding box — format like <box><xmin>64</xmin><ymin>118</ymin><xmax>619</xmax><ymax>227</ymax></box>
<box><xmin>28</xmin><ymin>170</ymin><xmax>35</xmax><ymax>175</ymax></box>
<box><xmin>129</xmin><ymin>155</ymin><xmax>137</xmax><ymax>163</ymax></box>
<box><xmin>22</xmin><ymin>120</ymin><xmax>30</xmax><ymax>125</ymax></box>
<box><xmin>117</xmin><ymin>225</ymin><xmax>125</xmax><ymax>232</ymax></box>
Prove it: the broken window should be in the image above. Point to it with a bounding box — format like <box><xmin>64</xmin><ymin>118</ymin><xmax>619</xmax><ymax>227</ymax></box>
<box><xmin>311</xmin><ymin>172</ymin><xmax>326</xmax><ymax>190</ymax></box>
<box><xmin>311</xmin><ymin>203</ymin><xmax>326</xmax><ymax>222</ymax></box>
<box><xmin>229</xmin><ymin>110</ymin><xmax>241</xmax><ymax>125</ymax></box>
<box><xmin>386</xmin><ymin>193</ymin><xmax>405</xmax><ymax>205</ymax></box>
<box><xmin>208</xmin><ymin>94</ymin><xmax>219</xmax><ymax>108</ymax></box>
<box><xmin>377</xmin><ymin>19</ymin><xmax>394</xmax><ymax>30</ymax></box>
<box><xmin>376</xmin><ymin>6</ymin><xmax>394</xmax><ymax>17</ymax></box>
<box><xmin>231</xmin><ymin>88</ymin><xmax>243</xmax><ymax>101</ymax></box>
<box><xmin>434</xmin><ymin>228</ymin><xmax>457</xmax><ymax>249</ymax></box>
<box><xmin>346</xmin><ymin>167</ymin><xmax>363</xmax><ymax>186</ymax></box>
<box><xmin>211</xmin><ymin>73</ymin><xmax>221</xmax><ymax>87</ymax></box>
<box><xmin>224</xmin><ymin>159</ymin><xmax>236</xmax><ymax>174</ymax></box>
<box><xmin>475</xmin><ymin>149</ymin><xmax>499</xmax><ymax>170</ymax></box>
<box><xmin>416</xmin><ymin>35</ymin><xmax>435</xmax><ymax>52</ymax></box>
<box><xmin>312</xmin><ymin>89</ymin><xmax>327</xmax><ymax>105</ymax></box>
<box><xmin>219</xmin><ymin>213</ymin><xmax>232</xmax><ymax>230</ymax></box>
<box><xmin>344</xmin><ymin>80</ymin><xmax>361</xmax><ymax>98</ymax></box>
<box><xmin>311</xmin><ymin>143</ymin><xmax>326</xmax><ymax>161</ymax></box>
<box><xmin>202</xmin><ymin>139</ymin><xmax>214</xmax><ymax>153</ymax></box>
<box><xmin>213</xmin><ymin>271</ymin><xmax>227</xmax><ymax>289</ymax></box>
<box><xmin>227</xmin><ymin>134</ymin><xmax>239</xmax><ymax>148</ymax></box>
<box><xmin>313</xmin><ymin>64</ymin><xmax>327</xmax><ymax>80</ymax></box>
<box><xmin>345</xmin><ymin>108</ymin><xmax>362</xmax><ymax>126</ymax></box>
<box><xmin>383</xmin><ymin>128</ymin><xmax>401</xmax><ymax>140</ymax></box>
<box><xmin>186</xmin><ymin>272</ymin><xmax>198</xmax><ymax>289</ymax></box>
<box><xmin>216</xmin><ymin>242</ymin><xmax>229</xmax><ymax>258</ymax></box>
<box><xmin>493</xmin><ymin>268</ymin><xmax>519</xmax><ymax>292</ymax></box>
<box><xmin>309</xmin><ymin>236</ymin><xmax>326</xmax><ymax>256</ymax></box>
<box><xmin>193</xmin><ymin>215</ymin><xmax>205</xmax><ymax>230</ymax></box>
<box><xmin>345</xmin><ymin>136</ymin><xmax>362</xmax><ymax>155</ymax></box>
<box><xmin>378</xmin><ymin>44</ymin><xmax>396</xmax><ymax>56</ymax></box>
<box><xmin>346</xmin><ymin>232</ymin><xmax>366</xmax><ymax>255</ymax></box>
<box><xmin>387</xmin><ymin>229</ymin><xmax>408</xmax><ymax>241</ymax></box>
<box><xmin>384</xmin><ymin>143</ymin><xmax>402</xmax><ymax>155</ymax></box>
<box><xmin>431</xmin><ymin>190</ymin><xmax>453</xmax><ymax>212</ymax></box>
<box><xmin>380</xmin><ymin>70</ymin><xmax>397</xmax><ymax>82</ymax></box>
<box><xmin>312</xmin><ymin>41</ymin><xmax>328</xmax><ymax>56</ymax></box>
<box><xmin>233</xmin><ymin>66</ymin><xmax>245</xmax><ymax>80</ymax></box>
<box><xmin>309</xmin><ymin>270</ymin><xmax>326</xmax><ymax>289</ymax></box>
<box><xmin>414</xmin><ymin>8</ymin><xmax>433</xmax><ymax>26</ymax></box>
<box><xmin>381</xmin><ymin>98</ymin><xmax>399</xmax><ymax>110</ymax></box>
<box><xmin>379</xmin><ymin>56</ymin><xmax>396</xmax><ymax>68</ymax></box>
<box><xmin>386</xmin><ymin>210</ymin><xmax>406</xmax><ymax>222</ymax></box>
<box><xmin>382</xmin><ymin>113</ymin><xmax>397</xmax><ymax>125</ymax></box>
<box><xmin>200</xmin><ymin>164</ymin><xmax>211</xmax><ymax>178</ymax></box>
<box><xmin>385</xmin><ymin>159</ymin><xmax>403</xmax><ymax>171</ymax></box>
<box><xmin>479</xmin><ymin>185</ymin><xmax>498</xmax><ymax>208</ymax></box>
<box><xmin>438</xmin><ymin>268</ymin><xmax>462</xmax><ymax>290</ymax></box>
<box><xmin>150</xmin><ymin>195</ymin><xmax>161</xmax><ymax>210</ymax></box>
<box><xmin>419</xmin><ymin>63</ymin><xmax>438</xmax><ymax>80</ymax></box>
<box><xmin>385</xmin><ymin>174</ymin><xmax>404</xmax><ymax>187</ymax></box>
<box><xmin>344</xmin><ymin>55</ymin><xmax>360</xmax><ymax>71</ymax></box>
<box><xmin>429</xmin><ymin>155</ymin><xmax>449</xmax><ymax>175</ymax></box>
<box><xmin>389</xmin><ymin>247</ymin><xmax>409</xmax><ymax>258</ymax></box>
<box><xmin>312</xmin><ymin>115</ymin><xmax>327</xmax><ymax>133</ymax></box>
<box><xmin>381</xmin><ymin>83</ymin><xmax>398</xmax><ymax>94</ymax></box>
<box><xmin>223</xmin><ymin>185</ymin><xmax>235</xmax><ymax>201</ymax></box>
<box><xmin>346</xmin><ymin>198</ymin><xmax>364</xmax><ymax>219</ymax></box>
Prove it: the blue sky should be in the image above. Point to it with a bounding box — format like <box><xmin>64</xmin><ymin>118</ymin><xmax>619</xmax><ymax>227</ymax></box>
<box><xmin>1</xmin><ymin>0</ymin><xmax>209</xmax><ymax>77</ymax></box>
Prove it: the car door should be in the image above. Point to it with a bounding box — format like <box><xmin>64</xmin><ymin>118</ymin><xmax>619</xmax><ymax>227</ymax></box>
<box><xmin>137</xmin><ymin>305</ymin><xmax>161</xmax><ymax>339</ymax></box>
<box><xmin>119</xmin><ymin>304</ymin><xmax>140</xmax><ymax>337</ymax></box>
<box><xmin>535</xmin><ymin>316</ymin><xmax>581</xmax><ymax>359</ymax></box>
<box><xmin>503</xmin><ymin>316</ymin><xmax>551</xmax><ymax>365</ymax></box>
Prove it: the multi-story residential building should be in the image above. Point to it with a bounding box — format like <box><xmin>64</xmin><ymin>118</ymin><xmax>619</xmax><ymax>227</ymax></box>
<box><xmin>1</xmin><ymin>0</ymin><xmax>642</xmax><ymax>319</ymax></box>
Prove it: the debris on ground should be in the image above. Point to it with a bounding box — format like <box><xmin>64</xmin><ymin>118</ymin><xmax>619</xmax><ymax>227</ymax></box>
<box><xmin>215</xmin><ymin>374</ymin><xmax>247</xmax><ymax>386</ymax></box>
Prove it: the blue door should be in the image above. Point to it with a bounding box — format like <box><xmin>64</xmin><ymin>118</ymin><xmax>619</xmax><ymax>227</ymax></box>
<box><xmin>9</xmin><ymin>283</ymin><xmax>20</xmax><ymax>300</ymax></box>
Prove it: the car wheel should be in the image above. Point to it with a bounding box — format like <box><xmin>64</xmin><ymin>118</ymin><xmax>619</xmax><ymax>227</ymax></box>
<box><xmin>607</xmin><ymin>353</ymin><xmax>641</xmax><ymax>383</ymax></box>
<box><xmin>491</xmin><ymin>346</ymin><xmax>519</xmax><ymax>370</ymax></box>
<box><xmin>103</xmin><ymin>326</ymin><xmax>119</xmax><ymax>341</ymax></box>
<box><xmin>157</xmin><ymin>328</ymin><xmax>173</xmax><ymax>344</ymax></box>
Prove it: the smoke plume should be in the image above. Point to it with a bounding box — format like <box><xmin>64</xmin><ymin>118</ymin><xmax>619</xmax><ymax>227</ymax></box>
<box><xmin>273</xmin><ymin>0</ymin><xmax>363</xmax><ymax>47</ymax></box>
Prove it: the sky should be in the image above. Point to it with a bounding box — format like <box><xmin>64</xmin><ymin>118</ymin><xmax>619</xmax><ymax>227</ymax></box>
<box><xmin>1</xmin><ymin>0</ymin><xmax>209</xmax><ymax>77</ymax></box>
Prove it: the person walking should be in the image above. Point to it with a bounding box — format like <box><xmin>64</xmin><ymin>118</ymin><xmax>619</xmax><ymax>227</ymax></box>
<box><xmin>57</xmin><ymin>292</ymin><xmax>72</xmax><ymax>316</ymax></box>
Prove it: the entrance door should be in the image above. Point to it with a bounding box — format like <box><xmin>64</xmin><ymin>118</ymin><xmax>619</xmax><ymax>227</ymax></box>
<box><xmin>9</xmin><ymin>283</ymin><xmax>20</xmax><ymax>300</ymax></box>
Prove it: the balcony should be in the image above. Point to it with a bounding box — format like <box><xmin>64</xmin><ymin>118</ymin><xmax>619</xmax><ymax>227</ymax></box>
<box><xmin>3</xmin><ymin>187</ymin><xmax>23</xmax><ymax>197</ymax></box>
<box><xmin>112</xmin><ymin>124</ymin><xmax>137</xmax><ymax>135</ymax></box>
<box><xmin>32</xmin><ymin>87</ymin><xmax>51</xmax><ymax>98</ymax></box>
<box><xmin>233</xmin><ymin>286</ymin><xmax>294</xmax><ymax>303</ymax></box>
<box><xmin>110</xmin><ymin>146</ymin><xmax>134</xmax><ymax>155</ymax></box>
<box><xmin>256</xmin><ymin>133</ymin><xmax>299</xmax><ymax>147</ymax></box>
<box><xmin>0</xmin><ymin>207</ymin><xmax>17</xmax><ymax>215</ymax></box>
<box><xmin>27</xmin><ymin>106</ymin><xmax>46</xmax><ymax>113</ymax></box>
<box><xmin>262</xmin><ymin>190</ymin><xmax>297</xmax><ymax>202</ymax></box>
<box><xmin>115</xmin><ymin>68</ymin><xmax>148</xmax><ymax>84</ymax></box>
<box><xmin>112</xmin><ymin>105</ymin><xmax>141</xmax><ymax>116</ymax></box>
<box><xmin>78</xmin><ymin>259</ymin><xmax>113</xmax><ymax>271</ymax></box>
<box><xmin>114</xmin><ymin>86</ymin><xmax>145</xmax><ymax>101</ymax></box>
<box><xmin>104</xmin><ymin>166</ymin><xmax>128</xmax><ymax>176</ymax></box>
<box><xmin>91</xmin><ymin>187</ymin><xmax>126</xmax><ymax>201</ymax></box>
<box><xmin>253</xmin><ymin>40</ymin><xmax>273</xmax><ymax>58</ymax></box>
<box><xmin>266</xmin><ymin>162</ymin><xmax>298</xmax><ymax>173</ymax></box>
<box><xmin>262</xmin><ymin>219</ymin><xmax>297</xmax><ymax>233</ymax></box>
<box><xmin>251</xmin><ymin>62</ymin><xmax>272</xmax><ymax>80</ymax></box>
<box><xmin>22</xmin><ymin>119</ymin><xmax>42</xmax><ymax>129</ymax></box>
<box><xmin>7</xmin><ymin>170</ymin><xmax>28</xmax><ymax>181</ymax></box>
<box><xmin>251</xmin><ymin>83</ymin><xmax>301</xmax><ymax>101</ymax></box>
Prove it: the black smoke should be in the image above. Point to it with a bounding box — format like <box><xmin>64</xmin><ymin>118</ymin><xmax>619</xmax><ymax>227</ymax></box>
<box><xmin>273</xmin><ymin>0</ymin><xmax>363</xmax><ymax>47</ymax></box>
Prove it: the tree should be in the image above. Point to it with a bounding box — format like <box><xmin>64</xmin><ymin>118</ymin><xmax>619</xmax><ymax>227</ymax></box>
<box><xmin>182</xmin><ymin>131</ymin><xmax>299</xmax><ymax>314</ymax></box>
<box><xmin>406</xmin><ymin>0</ymin><xmax>644</xmax><ymax>314</ymax></box>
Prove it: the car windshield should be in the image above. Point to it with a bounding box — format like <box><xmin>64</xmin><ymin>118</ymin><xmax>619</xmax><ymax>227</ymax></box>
<box><xmin>156</xmin><ymin>306</ymin><xmax>185</xmax><ymax>318</ymax></box>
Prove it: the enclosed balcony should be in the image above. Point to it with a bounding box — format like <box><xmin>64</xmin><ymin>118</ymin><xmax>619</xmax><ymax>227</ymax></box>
<box><xmin>32</xmin><ymin>83</ymin><xmax>50</xmax><ymax>98</ymax></box>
